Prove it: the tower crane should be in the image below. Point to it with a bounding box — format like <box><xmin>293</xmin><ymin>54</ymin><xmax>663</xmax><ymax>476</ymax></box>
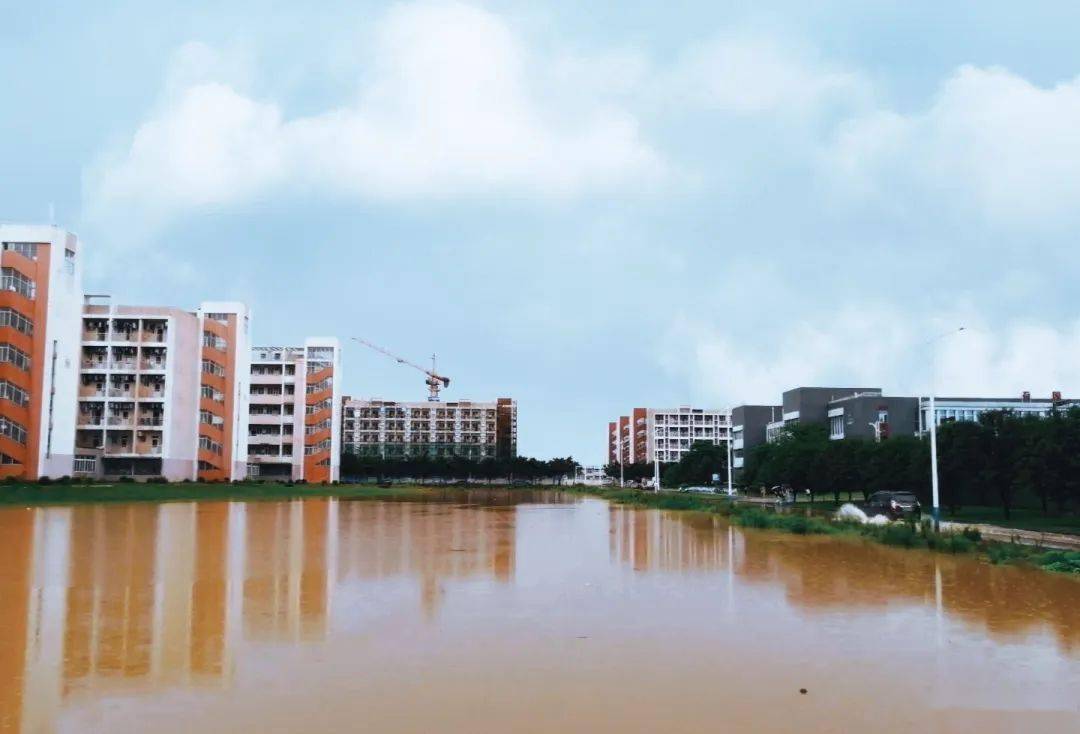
<box><xmin>351</xmin><ymin>337</ymin><xmax>451</xmax><ymax>402</ymax></box>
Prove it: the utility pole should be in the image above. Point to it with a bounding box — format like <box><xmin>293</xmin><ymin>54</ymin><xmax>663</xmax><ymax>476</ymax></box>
<box><xmin>726</xmin><ymin>409</ymin><xmax>734</xmax><ymax>496</ymax></box>
<box><xmin>925</xmin><ymin>327</ymin><xmax>964</xmax><ymax>531</ymax></box>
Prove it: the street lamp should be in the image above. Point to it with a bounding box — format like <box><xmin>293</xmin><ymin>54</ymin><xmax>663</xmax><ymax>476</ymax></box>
<box><xmin>726</xmin><ymin>409</ymin><xmax>734</xmax><ymax>496</ymax></box>
<box><xmin>925</xmin><ymin>326</ymin><xmax>965</xmax><ymax>530</ymax></box>
<box><xmin>653</xmin><ymin>426</ymin><xmax>661</xmax><ymax>493</ymax></box>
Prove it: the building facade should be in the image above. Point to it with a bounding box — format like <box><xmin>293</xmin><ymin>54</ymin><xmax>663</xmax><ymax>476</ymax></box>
<box><xmin>246</xmin><ymin>339</ymin><xmax>342</xmax><ymax>482</ymax></box>
<box><xmin>196</xmin><ymin>303</ymin><xmax>251</xmax><ymax>481</ymax></box>
<box><xmin>608</xmin><ymin>406</ymin><xmax>731</xmax><ymax>465</ymax></box>
<box><xmin>341</xmin><ymin>397</ymin><xmax>517</xmax><ymax>460</ymax></box>
<box><xmin>0</xmin><ymin>225</ymin><xmax>83</xmax><ymax>480</ymax></box>
<box><xmin>74</xmin><ymin>299</ymin><xmax>250</xmax><ymax>481</ymax></box>
<box><xmin>731</xmin><ymin>404</ymin><xmax>782</xmax><ymax>472</ymax></box>
<box><xmin>918</xmin><ymin>393</ymin><xmax>1079</xmax><ymax>433</ymax></box>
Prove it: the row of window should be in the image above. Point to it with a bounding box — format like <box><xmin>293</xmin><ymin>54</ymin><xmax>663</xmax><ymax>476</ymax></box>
<box><xmin>200</xmin><ymin>384</ymin><xmax>225</xmax><ymax>402</ymax></box>
<box><xmin>199</xmin><ymin>409</ymin><xmax>224</xmax><ymax>426</ymax></box>
<box><xmin>201</xmin><ymin>359</ymin><xmax>225</xmax><ymax>377</ymax></box>
<box><xmin>0</xmin><ymin>416</ymin><xmax>27</xmax><ymax>445</ymax></box>
<box><xmin>305</xmin><ymin>418</ymin><xmax>331</xmax><ymax>435</ymax></box>
<box><xmin>0</xmin><ymin>307</ymin><xmax>33</xmax><ymax>336</ymax></box>
<box><xmin>304</xmin><ymin>438</ymin><xmax>332</xmax><ymax>455</ymax></box>
<box><xmin>202</xmin><ymin>331</ymin><xmax>228</xmax><ymax>351</ymax></box>
<box><xmin>0</xmin><ymin>379</ymin><xmax>29</xmax><ymax>407</ymax></box>
<box><xmin>306</xmin><ymin>399</ymin><xmax>332</xmax><ymax>415</ymax></box>
<box><xmin>2</xmin><ymin>242</ymin><xmax>38</xmax><ymax>260</ymax></box>
<box><xmin>0</xmin><ymin>268</ymin><xmax>35</xmax><ymax>299</ymax></box>
<box><xmin>0</xmin><ymin>342</ymin><xmax>31</xmax><ymax>372</ymax></box>
<box><xmin>305</xmin><ymin>377</ymin><xmax>333</xmax><ymax>394</ymax></box>
<box><xmin>199</xmin><ymin>435</ymin><xmax>223</xmax><ymax>455</ymax></box>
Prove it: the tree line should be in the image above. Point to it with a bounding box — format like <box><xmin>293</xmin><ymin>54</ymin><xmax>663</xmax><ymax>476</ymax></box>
<box><xmin>741</xmin><ymin>409</ymin><xmax>1080</xmax><ymax>518</ymax></box>
<box><xmin>604</xmin><ymin>441</ymin><xmax>729</xmax><ymax>488</ymax></box>
<box><xmin>340</xmin><ymin>452</ymin><xmax>580</xmax><ymax>484</ymax></box>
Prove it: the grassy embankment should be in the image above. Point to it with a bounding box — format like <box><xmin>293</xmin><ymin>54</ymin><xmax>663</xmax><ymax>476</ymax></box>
<box><xmin>570</xmin><ymin>487</ymin><xmax>1080</xmax><ymax>576</ymax></box>
<box><xmin>759</xmin><ymin>492</ymin><xmax>1080</xmax><ymax>535</ymax></box>
<box><xmin>0</xmin><ymin>480</ymin><xmax>439</xmax><ymax>506</ymax></box>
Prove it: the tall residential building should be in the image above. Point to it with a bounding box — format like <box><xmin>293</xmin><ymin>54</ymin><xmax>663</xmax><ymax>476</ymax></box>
<box><xmin>75</xmin><ymin>298</ymin><xmax>250</xmax><ymax>481</ymax></box>
<box><xmin>341</xmin><ymin>397</ymin><xmax>518</xmax><ymax>460</ymax></box>
<box><xmin>246</xmin><ymin>339</ymin><xmax>342</xmax><ymax>482</ymax></box>
<box><xmin>608</xmin><ymin>406</ymin><xmax>731</xmax><ymax>464</ymax></box>
<box><xmin>0</xmin><ymin>225</ymin><xmax>83</xmax><ymax>480</ymax></box>
<box><xmin>196</xmin><ymin>303</ymin><xmax>251</xmax><ymax>481</ymax></box>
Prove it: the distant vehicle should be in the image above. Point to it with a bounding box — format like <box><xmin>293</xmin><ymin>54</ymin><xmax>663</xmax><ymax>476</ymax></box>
<box><xmin>681</xmin><ymin>486</ymin><xmax>716</xmax><ymax>494</ymax></box>
<box><xmin>864</xmin><ymin>491</ymin><xmax>921</xmax><ymax>520</ymax></box>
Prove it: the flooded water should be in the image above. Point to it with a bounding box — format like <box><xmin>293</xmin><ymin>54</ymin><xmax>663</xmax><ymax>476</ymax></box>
<box><xmin>1</xmin><ymin>493</ymin><xmax>1077</xmax><ymax>733</ymax></box>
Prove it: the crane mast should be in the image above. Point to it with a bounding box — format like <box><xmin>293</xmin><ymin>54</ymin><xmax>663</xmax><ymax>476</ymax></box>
<box><xmin>351</xmin><ymin>337</ymin><xmax>451</xmax><ymax>401</ymax></box>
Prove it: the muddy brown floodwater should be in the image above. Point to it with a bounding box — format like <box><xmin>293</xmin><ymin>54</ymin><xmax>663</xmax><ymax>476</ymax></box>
<box><xmin>0</xmin><ymin>493</ymin><xmax>1077</xmax><ymax>733</ymax></box>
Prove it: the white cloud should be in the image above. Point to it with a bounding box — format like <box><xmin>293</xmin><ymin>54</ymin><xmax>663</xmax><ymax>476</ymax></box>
<box><xmin>826</xmin><ymin>65</ymin><xmax>1080</xmax><ymax>229</ymax></box>
<box><xmin>662</xmin><ymin>308</ymin><xmax>1080</xmax><ymax>406</ymax></box>
<box><xmin>84</xmin><ymin>1</ymin><xmax>665</xmax><ymax>233</ymax></box>
<box><xmin>666</xmin><ymin>34</ymin><xmax>869</xmax><ymax>115</ymax></box>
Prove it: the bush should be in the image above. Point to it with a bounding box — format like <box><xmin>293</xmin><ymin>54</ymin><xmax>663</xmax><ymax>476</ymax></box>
<box><xmin>37</xmin><ymin>475</ymin><xmax>53</xmax><ymax>485</ymax></box>
<box><xmin>1034</xmin><ymin>550</ymin><xmax>1080</xmax><ymax>574</ymax></box>
<box><xmin>118</xmin><ymin>476</ymin><xmax>135</xmax><ymax>483</ymax></box>
<box><xmin>878</xmin><ymin>523</ymin><xmax>920</xmax><ymax>548</ymax></box>
<box><xmin>57</xmin><ymin>475</ymin><xmax>73</xmax><ymax>485</ymax></box>
<box><xmin>986</xmin><ymin>542</ymin><xmax>1030</xmax><ymax>565</ymax></box>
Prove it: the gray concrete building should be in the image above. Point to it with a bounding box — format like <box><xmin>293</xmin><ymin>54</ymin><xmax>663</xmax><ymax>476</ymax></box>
<box><xmin>731</xmin><ymin>405</ymin><xmax>781</xmax><ymax>472</ymax></box>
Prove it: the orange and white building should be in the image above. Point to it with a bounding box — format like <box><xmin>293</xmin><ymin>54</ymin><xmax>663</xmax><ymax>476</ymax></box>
<box><xmin>0</xmin><ymin>225</ymin><xmax>84</xmax><ymax>480</ymax></box>
<box><xmin>246</xmin><ymin>339</ymin><xmax>341</xmax><ymax>482</ymax></box>
<box><xmin>74</xmin><ymin>298</ymin><xmax>250</xmax><ymax>481</ymax></box>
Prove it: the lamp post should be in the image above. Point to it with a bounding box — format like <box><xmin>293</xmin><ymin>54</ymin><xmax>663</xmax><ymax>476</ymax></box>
<box><xmin>925</xmin><ymin>327</ymin><xmax>965</xmax><ymax>530</ymax></box>
<box><xmin>726</xmin><ymin>410</ymin><xmax>734</xmax><ymax>496</ymax></box>
<box><xmin>653</xmin><ymin>431</ymin><xmax>661</xmax><ymax>493</ymax></box>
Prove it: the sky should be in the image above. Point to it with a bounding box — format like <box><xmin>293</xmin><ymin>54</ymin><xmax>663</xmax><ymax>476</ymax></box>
<box><xmin>4</xmin><ymin>1</ymin><xmax>1080</xmax><ymax>463</ymax></box>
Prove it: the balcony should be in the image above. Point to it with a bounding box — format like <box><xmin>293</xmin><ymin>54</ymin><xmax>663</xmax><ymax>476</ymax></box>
<box><xmin>108</xmin><ymin>385</ymin><xmax>135</xmax><ymax>398</ymax></box>
<box><xmin>251</xmin><ymin>372</ymin><xmax>282</xmax><ymax>385</ymax></box>
<box><xmin>110</xmin><ymin>360</ymin><xmax>137</xmax><ymax>372</ymax></box>
<box><xmin>77</xmin><ymin>414</ymin><xmax>104</xmax><ymax>427</ymax></box>
<box><xmin>79</xmin><ymin>383</ymin><xmax>106</xmax><ymax>398</ymax></box>
<box><xmin>140</xmin><ymin>324</ymin><xmax>167</xmax><ymax>343</ymax></box>
<box><xmin>248</xmin><ymin>434</ymin><xmax>283</xmax><ymax>446</ymax></box>
<box><xmin>249</xmin><ymin>413</ymin><xmax>285</xmax><ymax>425</ymax></box>
<box><xmin>250</xmin><ymin>393</ymin><xmax>283</xmax><ymax>405</ymax></box>
<box><xmin>137</xmin><ymin>415</ymin><xmax>164</xmax><ymax>427</ymax></box>
<box><xmin>81</xmin><ymin>359</ymin><xmax>108</xmax><ymax>371</ymax></box>
<box><xmin>140</xmin><ymin>360</ymin><xmax>167</xmax><ymax>371</ymax></box>
<box><xmin>107</xmin><ymin>415</ymin><xmax>135</xmax><ymax>428</ymax></box>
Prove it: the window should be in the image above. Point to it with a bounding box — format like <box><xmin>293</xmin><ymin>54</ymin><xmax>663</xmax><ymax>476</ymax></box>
<box><xmin>0</xmin><ymin>343</ymin><xmax>31</xmax><ymax>371</ymax></box>
<box><xmin>0</xmin><ymin>380</ymin><xmax>29</xmax><ymax>407</ymax></box>
<box><xmin>205</xmin><ymin>312</ymin><xmax>231</xmax><ymax>324</ymax></box>
<box><xmin>0</xmin><ymin>307</ymin><xmax>32</xmax><ymax>336</ymax></box>
<box><xmin>199</xmin><ymin>435</ymin><xmax>223</xmax><ymax>455</ymax></box>
<box><xmin>63</xmin><ymin>248</ymin><xmax>75</xmax><ymax>274</ymax></box>
<box><xmin>0</xmin><ymin>416</ymin><xmax>27</xmax><ymax>445</ymax></box>
<box><xmin>201</xmin><ymin>359</ymin><xmax>225</xmax><ymax>377</ymax></box>
<box><xmin>829</xmin><ymin>415</ymin><xmax>844</xmax><ymax>439</ymax></box>
<box><xmin>305</xmin><ymin>377</ymin><xmax>333</xmax><ymax>394</ymax></box>
<box><xmin>1</xmin><ymin>452</ymin><xmax>20</xmax><ymax>465</ymax></box>
<box><xmin>202</xmin><ymin>331</ymin><xmax>227</xmax><ymax>351</ymax></box>
<box><xmin>2</xmin><ymin>242</ymin><xmax>38</xmax><ymax>260</ymax></box>
<box><xmin>0</xmin><ymin>268</ymin><xmax>34</xmax><ymax>298</ymax></box>
<box><xmin>305</xmin><ymin>398</ymin><xmax>332</xmax><ymax>415</ymax></box>
<box><xmin>73</xmin><ymin>456</ymin><xmax>96</xmax><ymax>473</ymax></box>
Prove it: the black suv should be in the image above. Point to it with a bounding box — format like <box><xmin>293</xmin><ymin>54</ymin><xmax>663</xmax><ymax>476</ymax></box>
<box><xmin>864</xmin><ymin>491</ymin><xmax>921</xmax><ymax>520</ymax></box>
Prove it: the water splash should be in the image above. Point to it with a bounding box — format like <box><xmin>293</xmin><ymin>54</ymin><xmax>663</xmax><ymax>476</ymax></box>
<box><xmin>835</xmin><ymin>503</ymin><xmax>891</xmax><ymax>525</ymax></box>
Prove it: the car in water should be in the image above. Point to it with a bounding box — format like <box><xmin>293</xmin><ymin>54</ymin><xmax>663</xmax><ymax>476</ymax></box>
<box><xmin>864</xmin><ymin>491</ymin><xmax>921</xmax><ymax>520</ymax></box>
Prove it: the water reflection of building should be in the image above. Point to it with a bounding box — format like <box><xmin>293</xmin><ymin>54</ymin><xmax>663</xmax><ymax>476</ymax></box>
<box><xmin>609</xmin><ymin>506</ymin><xmax>735</xmax><ymax>573</ymax></box>
<box><xmin>243</xmin><ymin>499</ymin><xmax>335</xmax><ymax>642</ymax></box>
<box><xmin>1</xmin><ymin>499</ymin><xmax>335</xmax><ymax>732</ymax></box>
<box><xmin>607</xmin><ymin>507</ymin><xmax>1080</xmax><ymax>653</ymax></box>
<box><xmin>335</xmin><ymin>501</ymin><xmax>516</xmax><ymax>617</ymax></box>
